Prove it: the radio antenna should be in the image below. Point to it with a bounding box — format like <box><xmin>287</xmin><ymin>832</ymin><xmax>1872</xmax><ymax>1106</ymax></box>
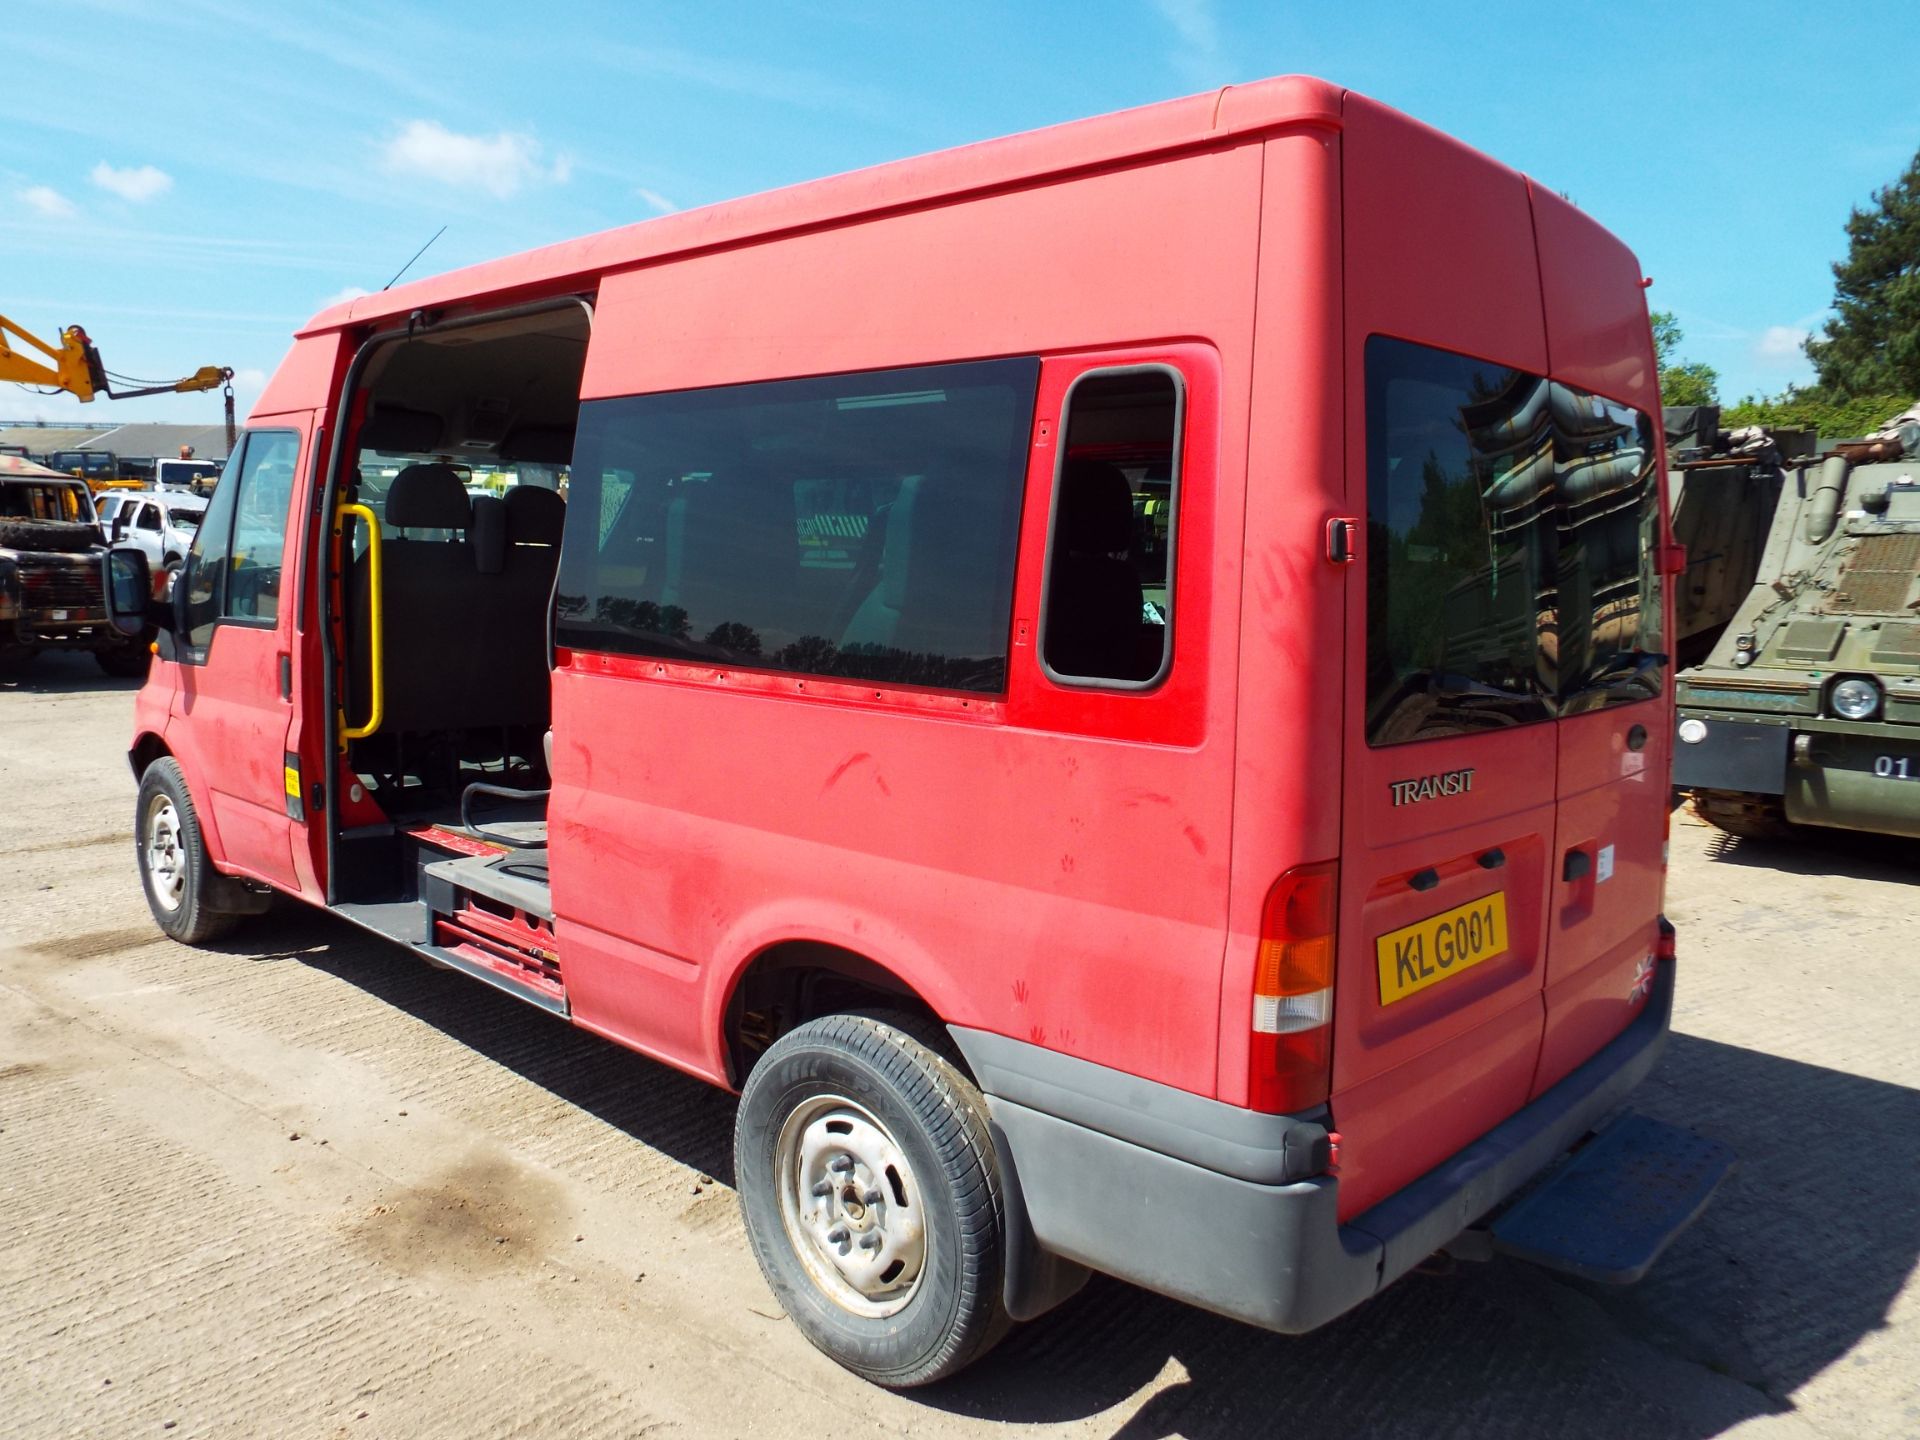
<box><xmin>382</xmin><ymin>225</ymin><xmax>448</xmax><ymax>291</ymax></box>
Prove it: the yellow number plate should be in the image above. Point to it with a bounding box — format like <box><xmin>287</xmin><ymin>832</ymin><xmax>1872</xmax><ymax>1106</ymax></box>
<box><xmin>1376</xmin><ymin>892</ymin><xmax>1508</xmax><ymax>1005</ymax></box>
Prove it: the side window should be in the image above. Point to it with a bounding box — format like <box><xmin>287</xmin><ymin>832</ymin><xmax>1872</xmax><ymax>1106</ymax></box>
<box><xmin>227</xmin><ymin>431</ymin><xmax>299</xmax><ymax>622</ymax></box>
<box><xmin>181</xmin><ymin>430</ymin><xmax>299</xmax><ymax>647</ymax></box>
<box><xmin>558</xmin><ymin>358</ymin><xmax>1040</xmax><ymax>694</ymax></box>
<box><xmin>135</xmin><ymin>503</ymin><xmax>162</xmax><ymax>531</ymax></box>
<box><xmin>1040</xmin><ymin>368</ymin><xmax>1182</xmax><ymax>686</ymax></box>
<box><xmin>183</xmin><ymin>443</ymin><xmax>244</xmax><ymax>649</ymax></box>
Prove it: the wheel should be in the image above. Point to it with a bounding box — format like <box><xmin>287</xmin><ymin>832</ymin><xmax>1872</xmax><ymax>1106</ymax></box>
<box><xmin>735</xmin><ymin>1011</ymin><xmax>1010</xmax><ymax>1387</ymax></box>
<box><xmin>135</xmin><ymin>758</ymin><xmax>243</xmax><ymax>944</ymax></box>
<box><xmin>1691</xmin><ymin>790</ymin><xmax>1794</xmax><ymax>841</ymax></box>
<box><xmin>97</xmin><ymin>643</ymin><xmax>152</xmax><ymax>678</ymax></box>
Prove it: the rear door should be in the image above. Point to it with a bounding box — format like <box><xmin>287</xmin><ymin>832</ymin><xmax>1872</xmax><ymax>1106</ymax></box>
<box><xmin>1531</xmin><ymin>188</ymin><xmax>1673</xmax><ymax>1093</ymax></box>
<box><xmin>1329</xmin><ymin>99</ymin><xmax>1557</xmax><ymax>1218</ymax></box>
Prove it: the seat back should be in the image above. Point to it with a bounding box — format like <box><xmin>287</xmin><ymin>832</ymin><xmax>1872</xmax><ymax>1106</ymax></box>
<box><xmin>1043</xmin><ymin>459</ymin><xmax>1152</xmax><ymax>681</ymax></box>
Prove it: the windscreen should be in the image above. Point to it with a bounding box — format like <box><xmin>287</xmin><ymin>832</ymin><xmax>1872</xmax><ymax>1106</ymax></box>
<box><xmin>0</xmin><ymin>481</ymin><xmax>92</xmax><ymax>522</ymax></box>
<box><xmin>1365</xmin><ymin>335</ymin><xmax>1663</xmax><ymax>745</ymax></box>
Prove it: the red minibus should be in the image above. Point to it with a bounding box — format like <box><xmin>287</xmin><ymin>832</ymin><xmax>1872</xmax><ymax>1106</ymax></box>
<box><xmin>105</xmin><ymin>76</ymin><xmax>1730</xmax><ymax>1385</ymax></box>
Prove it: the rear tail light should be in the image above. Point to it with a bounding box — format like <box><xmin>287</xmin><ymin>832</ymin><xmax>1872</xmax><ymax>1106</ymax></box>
<box><xmin>1248</xmin><ymin>861</ymin><xmax>1337</xmax><ymax>1114</ymax></box>
<box><xmin>1655</xmin><ymin>915</ymin><xmax>1676</xmax><ymax>963</ymax></box>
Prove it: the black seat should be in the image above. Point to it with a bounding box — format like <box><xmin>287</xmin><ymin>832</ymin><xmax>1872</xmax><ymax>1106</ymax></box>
<box><xmin>488</xmin><ymin>485</ymin><xmax>565</xmax><ymax>731</ymax></box>
<box><xmin>1043</xmin><ymin>459</ymin><xmax>1153</xmax><ymax>681</ymax></box>
<box><xmin>366</xmin><ymin>463</ymin><xmax>481</xmax><ymax>738</ymax></box>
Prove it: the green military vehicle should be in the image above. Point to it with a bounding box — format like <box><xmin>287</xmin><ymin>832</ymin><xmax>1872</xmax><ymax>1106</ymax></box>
<box><xmin>1673</xmin><ymin>407</ymin><xmax>1920</xmax><ymax>839</ymax></box>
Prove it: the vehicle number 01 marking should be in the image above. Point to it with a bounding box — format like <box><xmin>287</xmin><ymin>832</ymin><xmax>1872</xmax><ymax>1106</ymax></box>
<box><xmin>1872</xmin><ymin>754</ymin><xmax>1915</xmax><ymax>780</ymax></box>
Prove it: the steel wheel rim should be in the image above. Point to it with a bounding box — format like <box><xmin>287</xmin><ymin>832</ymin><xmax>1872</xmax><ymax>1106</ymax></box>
<box><xmin>774</xmin><ymin>1093</ymin><xmax>929</xmax><ymax>1318</ymax></box>
<box><xmin>143</xmin><ymin>793</ymin><xmax>185</xmax><ymax>913</ymax></box>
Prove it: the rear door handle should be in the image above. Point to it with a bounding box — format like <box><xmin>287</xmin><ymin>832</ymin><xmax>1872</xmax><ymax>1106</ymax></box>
<box><xmin>1563</xmin><ymin>848</ymin><xmax>1591</xmax><ymax>882</ymax></box>
<box><xmin>278</xmin><ymin>652</ymin><xmax>292</xmax><ymax>701</ymax></box>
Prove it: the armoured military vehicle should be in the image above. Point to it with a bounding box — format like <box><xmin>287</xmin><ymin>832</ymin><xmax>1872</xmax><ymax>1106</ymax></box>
<box><xmin>1673</xmin><ymin>407</ymin><xmax>1920</xmax><ymax>839</ymax></box>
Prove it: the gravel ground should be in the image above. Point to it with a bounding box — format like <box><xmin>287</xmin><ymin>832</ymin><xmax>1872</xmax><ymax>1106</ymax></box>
<box><xmin>2</xmin><ymin>652</ymin><xmax>1915</xmax><ymax>1439</ymax></box>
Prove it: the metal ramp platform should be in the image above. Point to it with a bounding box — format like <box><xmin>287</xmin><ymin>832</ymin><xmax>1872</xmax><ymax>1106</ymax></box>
<box><xmin>422</xmin><ymin>849</ymin><xmax>553</xmax><ymax>920</ymax></box>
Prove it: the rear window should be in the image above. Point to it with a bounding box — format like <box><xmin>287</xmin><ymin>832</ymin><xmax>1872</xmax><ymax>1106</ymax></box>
<box><xmin>556</xmin><ymin>358</ymin><xmax>1039</xmax><ymax>694</ymax></box>
<box><xmin>1365</xmin><ymin>336</ymin><xmax>1662</xmax><ymax>746</ymax></box>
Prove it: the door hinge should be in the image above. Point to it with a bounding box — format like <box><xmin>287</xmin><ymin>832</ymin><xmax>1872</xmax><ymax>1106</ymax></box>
<box><xmin>1326</xmin><ymin>516</ymin><xmax>1359</xmax><ymax>565</ymax></box>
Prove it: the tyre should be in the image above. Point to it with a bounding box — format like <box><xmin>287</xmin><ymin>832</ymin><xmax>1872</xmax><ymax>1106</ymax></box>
<box><xmin>0</xmin><ymin>518</ymin><xmax>99</xmax><ymax>553</ymax></box>
<box><xmin>135</xmin><ymin>758</ymin><xmax>244</xmax><ymax>944</ymax></box>
<box><xmin>97</xmin><ymin>643</ymin><xmax>152</xmax><ymax>678</ymax></box>
<box><xmin>735</xmin><ymin>1011</ymin><xmax>1009</xmax><ymax>1387</ymax></box>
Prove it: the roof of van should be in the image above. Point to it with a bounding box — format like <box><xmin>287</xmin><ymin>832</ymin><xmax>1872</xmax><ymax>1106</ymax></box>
<box><xmin>300</xmin><ymin>75</ymin><xmax>1347</xmax><ymax>338</ymax></box>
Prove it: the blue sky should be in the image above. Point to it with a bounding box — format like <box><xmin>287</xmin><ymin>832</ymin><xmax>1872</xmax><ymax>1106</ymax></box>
<box><xmin>6</xmin><ymin>0</ymin><xmax>1916</xmax><ymax>426</ymax></box>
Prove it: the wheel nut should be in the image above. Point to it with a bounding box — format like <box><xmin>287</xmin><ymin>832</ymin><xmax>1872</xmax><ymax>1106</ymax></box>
<box><xmin>811</xmin><ymin>1179</ymin><xmax>833</xmax><ymax>1197</ymax></box>
<box><xmin>862</xmin><ymin>1189</ymin><xmax>884</xmax><ymax>1206</ymax></box>
<box><xmin>858</xmin><ymin>1233</ymin><xmax>882</xmax><ymax>1252</ymax></box>
<box><xmin>828</xmin><ymin>1154</ymin><xmax>855</xmax><ymax>1174</ymax></box>
<box><xmin>826</xmin><ymin>1226</ymin><xmax>849</xmax><ymax>1245</ymax></box>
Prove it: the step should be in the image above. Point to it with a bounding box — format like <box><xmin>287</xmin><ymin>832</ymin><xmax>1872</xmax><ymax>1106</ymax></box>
<box><xmin>422</xmin><ymin>848</ymin><xmax>553</xmax><ymax>921</ymax></box>
<box><xmin>1488</xmin><ymin>1112</ymin><xmax>1736</xmax><ymax>1284</ymax></box>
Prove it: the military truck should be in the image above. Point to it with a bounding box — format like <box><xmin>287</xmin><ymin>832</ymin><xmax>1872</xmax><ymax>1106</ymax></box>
<box><xmin>1673</xmin><ymin>407</ymin><xmax>1920</xmax><ymax>839</ymax></box>
<box><xmin>0</xmin><ymin>466</ymin><xmax>150</xmax><ymax>676</ymax></box>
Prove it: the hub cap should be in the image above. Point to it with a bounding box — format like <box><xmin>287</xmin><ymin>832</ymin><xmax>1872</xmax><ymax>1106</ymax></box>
<box><xmin>775</xmin><ymin>1094</ymin><xmax>927</xmax><ymax>1317</ymax></box>
<box><xmin>143</xmin><ymin>793</ymin><xmax>185</xmax><ymax>913</ymax></box>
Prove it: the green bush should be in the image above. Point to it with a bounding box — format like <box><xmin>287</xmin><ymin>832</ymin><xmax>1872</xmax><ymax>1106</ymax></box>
<box><xmin>1721</xmin><ymin>389</ymin><xmax>1915</xmax><ymax>441</ymax></box>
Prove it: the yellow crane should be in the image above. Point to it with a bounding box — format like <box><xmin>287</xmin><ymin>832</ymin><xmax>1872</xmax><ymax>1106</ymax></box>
<box><xmin>0</xmin><ymin>313</ymin><xmax>236</xmax><ymax>459</ymax></box>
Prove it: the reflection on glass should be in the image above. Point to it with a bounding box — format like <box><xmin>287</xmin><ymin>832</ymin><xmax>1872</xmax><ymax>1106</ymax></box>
<box><xmin>1364</xmin><ymin>337</ymin><xmax>1664</xmax><ymax>747</ymax></box>
<box><xmin>1551</xmin><ymin>385</ymin><xmax>1664</xmax><ymax>713</ymax></box>
<box><xmin>1365</xmin><ymin>339</ymin><xmax>1556</xmax><ymax>744</ymax></box>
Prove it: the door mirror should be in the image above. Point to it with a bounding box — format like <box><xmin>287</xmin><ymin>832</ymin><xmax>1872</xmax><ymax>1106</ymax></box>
<box><xmin>102</xmin><ymin>545</ymin><xmax>155</xmax><ymax>637</ymax></box>
<box><xmin>111</xmin><ymin>511</ymin><xmax>129</xmax><ymax>539</ymax></box>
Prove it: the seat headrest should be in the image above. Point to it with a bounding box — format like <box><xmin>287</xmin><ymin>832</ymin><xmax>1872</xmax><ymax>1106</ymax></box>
<box><xmin>505</xmin><ymin>484</ymin><xmax>565</xmax><ymax>544</ymax></box>
<box><xmin>386</xmin><ymin>463</ymin><xmax>471</xmax><ymax>529</ymax></box>
<box><xmin>359</xmin><ymin>403</ymin><xmax>443</xmax><ymax>454</ymax></box>
<box><xmin>1056</xmin><ymin>459</ymin><xmax>1135</xmax><ymax>555</ymax></box>
<box><xmin>499</xmin><ymin>425</ymin><xmax>576</xmax><ymax>464</ymax></box>
<box><xmin>469</xmin><ymin>494</ymin><xmax>507</xmax><ymax>574</ymax></box>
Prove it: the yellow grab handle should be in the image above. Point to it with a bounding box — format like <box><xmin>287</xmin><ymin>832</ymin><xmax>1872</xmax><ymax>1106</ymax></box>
<box><xmin>336</xmin><ymin>503</ymin><xmax>384</xmax><ymax>742</ymax></box>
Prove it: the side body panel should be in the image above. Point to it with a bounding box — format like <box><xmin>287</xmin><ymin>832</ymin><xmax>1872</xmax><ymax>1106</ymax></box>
<box><xmin>552</xmin><ymin>143</ymin><xmax>1265</xmax><ymax>1093</ymax></box>
<box><xmin>1215</xmin><ymin>125</ymin><xmax>1347</xmax><ymax>1103</ymax></box>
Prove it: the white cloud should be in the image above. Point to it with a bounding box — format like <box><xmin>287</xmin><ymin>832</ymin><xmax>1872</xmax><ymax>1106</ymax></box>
<box><xmin>634</xmin><ymin>186</ymin><xmax>678</xmax><ymax>216</ymax></box>
<box><xmin>379</xmin><ymin>120</ymin><xmax>568</xmax><ymax>199</ymax></box>
<box><xmin>90</xmin><ymin>162</ymin><xmax>173</xmax><ymax>203</ymax></box>
<box><xmin>1754</xmin><ymin>325</ymin><xmax>1810</xmax><ymax>366</ymax></box>
<box><xmin>318</xmin><ymin>284</ymin><xmax>371</xmax><ymax>309</ymax></box>
<box><xmin>1149</xmin><ymin>0</ymin><xmax>1224</xmax><ymax>83</ymax></box>
<box><xmin>20</xmin><ymin>185</ymin><xmax>76</xmax><ymax>218</ymax></box>
<box><xmin>231</xmin><ymin>366</ymin><xmax>269</xmax><ymax>395</ymax></box>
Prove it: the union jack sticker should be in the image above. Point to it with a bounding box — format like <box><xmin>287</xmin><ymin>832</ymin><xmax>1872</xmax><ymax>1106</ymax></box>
<box><xmin>1629</xmin><ymin>953</ymin><xmax>1656</xmax><ymax>1004</ymax></box>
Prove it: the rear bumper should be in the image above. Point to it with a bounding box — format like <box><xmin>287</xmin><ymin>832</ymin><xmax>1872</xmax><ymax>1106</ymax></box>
<box><xmin>956</xmin><ymin>956</ymin><xmax>1675</xmax><ymax>1332</ymax></box>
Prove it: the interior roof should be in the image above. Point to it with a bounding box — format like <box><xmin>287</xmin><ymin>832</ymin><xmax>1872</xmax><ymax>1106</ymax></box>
<box><xmin>359</xmin><ymin>307</ymin><xmax>590</xmax><ymax>452</ymax></box>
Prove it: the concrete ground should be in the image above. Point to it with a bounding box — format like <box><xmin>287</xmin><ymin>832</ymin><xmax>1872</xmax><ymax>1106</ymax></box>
<box><xmin>2</xmin><ymin>652</ymin><xmax>1915</xmax><ymax>1440</ymax></box>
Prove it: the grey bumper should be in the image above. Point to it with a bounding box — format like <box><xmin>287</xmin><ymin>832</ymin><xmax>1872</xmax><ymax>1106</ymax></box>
<box><xmin>954</xmin><ymin>958</ymin><xmax>1675</xmax><ymax>1332</ymax></box>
